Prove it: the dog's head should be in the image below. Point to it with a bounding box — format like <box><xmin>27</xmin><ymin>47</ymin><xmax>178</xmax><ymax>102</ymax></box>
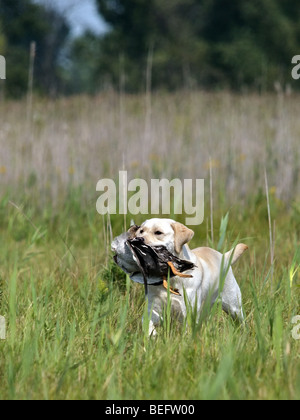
<box><xmin>135</xmin><ymin>218</ymin><xmax>194</xmax><ymax>256</ymax></box>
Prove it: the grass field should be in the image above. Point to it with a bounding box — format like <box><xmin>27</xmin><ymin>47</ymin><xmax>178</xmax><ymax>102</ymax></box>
<box><xmin>0</xmin><ymin>91</ymin><xmax>299</xmax><ymax>400</ymax></box>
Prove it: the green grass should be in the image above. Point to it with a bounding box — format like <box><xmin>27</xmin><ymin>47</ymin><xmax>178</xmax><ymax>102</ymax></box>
<box><xmin>0</xmin><ymin>91</ymin><xmax>299</xmax><ymax>400</ymax></box>
<box><xmin>0</xmin><ymin>190</ymin><xmax>299</xmax><ymax>400</ymax></box>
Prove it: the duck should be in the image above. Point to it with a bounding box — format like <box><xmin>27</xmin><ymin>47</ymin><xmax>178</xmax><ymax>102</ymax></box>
<box><xmin>127</xmin><ymin>237</ymin><xmax>195</xmax><ymax>296</ymax></box>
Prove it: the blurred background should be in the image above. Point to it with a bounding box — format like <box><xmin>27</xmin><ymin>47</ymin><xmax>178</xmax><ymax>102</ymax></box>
<box><xmin>0</xmin><ymin>0</ymin><xmax>300</xmax><ymax>215</ymax></box>
<box><xmin>1</xmin><ymin>0</ymin><xmax>300</xmax><ymax>97</ymax></box>
<box><xmin>0</xmin><ymin>2</ymin><xmax>300</xmax><ymax>400</ymax></box>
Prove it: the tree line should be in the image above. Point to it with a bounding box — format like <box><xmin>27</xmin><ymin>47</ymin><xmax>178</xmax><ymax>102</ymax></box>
<box><xmin>1</xmin><ymin>0</ymin><xmax>300</xmax><ymax>97</ymax></box>
<box><xmin>0</xmin><ymin>0</ymin><xmax>69</xmax><ymax>97</ymax></box>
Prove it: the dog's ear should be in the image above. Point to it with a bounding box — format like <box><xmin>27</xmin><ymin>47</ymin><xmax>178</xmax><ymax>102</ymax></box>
<box><xmin>171</xmin><ymin>222</ymin><xmax>194</xmax><ymax>254</ymax></box>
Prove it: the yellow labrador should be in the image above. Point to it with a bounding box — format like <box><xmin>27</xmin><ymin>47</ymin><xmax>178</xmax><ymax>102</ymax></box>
<box><xmin>134</xmin><ymin>218</ymin><xmax>248</xmax><ymax>336</ymax></box>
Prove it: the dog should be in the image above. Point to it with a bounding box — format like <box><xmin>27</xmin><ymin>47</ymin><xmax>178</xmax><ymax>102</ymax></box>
<box><xmin>135</xmin><ymin>218</ymin><xmax>248</xmax><ymax>336</ymax></box>
<box><xmin>112</xmin><ymin>218</ymin><xmax>248</xmax><ymax>336</ymax></box>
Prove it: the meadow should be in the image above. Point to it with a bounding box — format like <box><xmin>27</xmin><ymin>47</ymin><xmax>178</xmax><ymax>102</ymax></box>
<box><xmin>0</xmin><ymin>91</ymin><xmax>299</xmax><ymax>400</ymax></box>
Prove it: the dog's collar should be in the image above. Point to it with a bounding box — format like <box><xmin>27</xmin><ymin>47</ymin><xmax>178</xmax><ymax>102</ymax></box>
<box><xmin>148</xmin><ymin>280</ymin><xmax>164</xmax><ymax>286</ymax></box>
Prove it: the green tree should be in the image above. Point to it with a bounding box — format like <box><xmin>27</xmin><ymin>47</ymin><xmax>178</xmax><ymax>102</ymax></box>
<box><xmin>65</xmin><ymin>32</ymin><xmax>100</xmax><ymax>95</ymax></box>
<box><xmin>0</xmin><ymin>0</ymin><xmax>70</xmax><ymax>97</ymax></box>
<box><xmin>201</xmin><ymin>0</ymin><xmax>300</xmax><ymax>88</ymax></box>
<box><xmin>94</xmin><ymin>0</ymin><xmax>300</xmax><ymax>91</ymax></box>
<box><xmin>0</xmin><ymin>21</ymin><xmax>6</xmax><ymax>53</ymax></box>
<box><xmin>95</xmin><ymin>0</ymin><xmax>207</xmax><ymax>90</ymax></box>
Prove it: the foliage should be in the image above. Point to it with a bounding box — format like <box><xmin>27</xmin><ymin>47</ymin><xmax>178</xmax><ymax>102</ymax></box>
<box><xmin>2</xmin><ymin>0</ymin><xmax>300</xmax><ymax>95</ymax></box>
<box><xmin>0</xmin><ymin>184</ymin><xmax>299</xmax><ymax>399</ymax></box>
<box><xmin>65</xmin><ymin>32</ymin><xmax>101</xmax><ymax>95</ymax></box>
<box><xmin>0</xmin><ymin>0</ymin><xmax>70</xmax><ymax>97</ymax></box>
<box><xmin>91</xmin><ymin>0</ymin><xmax>300</xmax><ymax>91</ymax></box>
<box><xmin>0</xmin><ymin>91</ymin><xmax>299</xmax><ymax>399</ymax></box>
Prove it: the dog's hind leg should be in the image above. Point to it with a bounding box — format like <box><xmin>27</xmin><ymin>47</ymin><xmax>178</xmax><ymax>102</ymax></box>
<box><xmin>221</xmin><ymin>269</ymin><xmax>245</xmax><ymax>322</ymax></box>
<box><xmin>222</xmin><ymin>299</ymin><xmax>245</xmax><ymax>322</ymax></box>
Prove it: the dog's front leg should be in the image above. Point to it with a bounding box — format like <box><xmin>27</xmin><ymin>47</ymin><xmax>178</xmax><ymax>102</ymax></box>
<box><xmin>143</xmin><ymin>291</ymin><xmax>164</xmax><ymax>337</ymax></box>
<box><xmin>148</xmin><ymin>318</ymin><xmax>158</xmax><ymax>337</ymax></box>
<box><xmin>143</xmin><ymin>310</ymin><xmax>160</xmax><ymax>337</ymax></box>
<box><xmin>144</xmin><ymin>305</ymin><xmax>163</xmax><ymax>337</ymax></box>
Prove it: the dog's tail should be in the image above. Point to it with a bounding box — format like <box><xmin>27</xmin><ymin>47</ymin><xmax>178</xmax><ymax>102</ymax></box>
<box><xmin>224</xmin><ymin>244</ymin><xmax>248</xmax><ymax>266</ymax></box>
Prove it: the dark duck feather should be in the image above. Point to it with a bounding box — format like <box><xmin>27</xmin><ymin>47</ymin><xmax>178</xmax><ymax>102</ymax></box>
<box><xmin>127</xmin><ymin>236</ymin><xmax>195</xmax><ymax>295</ymax></box>
<box><xmin>127</xmin><ymin>237</ymin><xmax>195</xmax><ymax>278</ymax></box>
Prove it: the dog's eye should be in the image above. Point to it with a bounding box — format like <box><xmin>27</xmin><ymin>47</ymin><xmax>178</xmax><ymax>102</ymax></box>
<box><xmin>155</xmin><ymin>231</ymin><xmax>163</xmax><ymax>235</ymax></box>
<box><xmin>139</xmin><ymin>229</ymin><xmax>144</xmax><ymax>234</ymax></box>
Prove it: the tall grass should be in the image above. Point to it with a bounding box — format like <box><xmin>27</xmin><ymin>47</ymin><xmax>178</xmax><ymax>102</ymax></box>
<box><xmin>0</xmin><ymin>91</ymin><xmax>299</xmax><ymax>400</ymax></box>
<box><xmin>0</xmin><ymin>91</ymin><xmax>300</xmax><ymax>207</ymax></box>
<box><xmin>0</xmin><ymin>188</ymin><xmax>299</xmax><ymax>400</ymax></box>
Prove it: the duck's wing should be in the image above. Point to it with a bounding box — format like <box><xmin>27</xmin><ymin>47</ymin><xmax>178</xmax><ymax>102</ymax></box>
<box><xmin>150</xmin><ymin>246</ymin><xmax>174</xmax><ymax>263</ymax></box>
<box><xmin>171</xmin><ymin>256</ymin><xmax>196</xmax><ymax>272</ymax></box>
<box><xmin>150</xmin><ymin>246</ymin><xmax>195</xmax><ymax>273</ymax></box>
